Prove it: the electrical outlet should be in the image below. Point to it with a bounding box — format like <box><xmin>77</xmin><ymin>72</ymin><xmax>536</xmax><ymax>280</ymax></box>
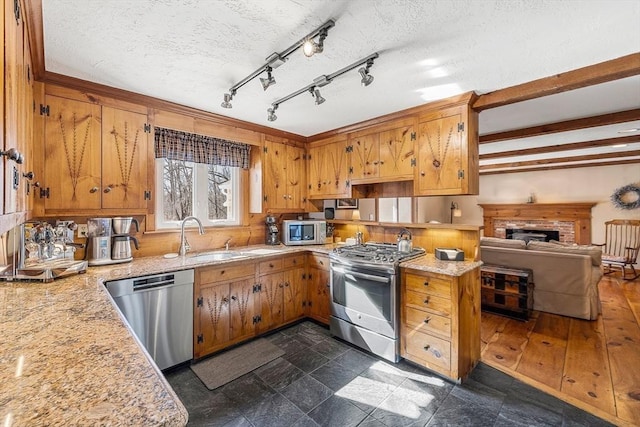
<box><xmin>77</xmin><ymin>224</ymin><xmax>88</xmax><ymax>238</ymax></box>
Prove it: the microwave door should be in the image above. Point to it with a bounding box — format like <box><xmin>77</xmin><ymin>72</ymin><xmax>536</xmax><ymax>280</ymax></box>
<box><xmin>302</xmin><ymin>224</ymin><xmax>314</xmax><ymax>241</ymax></box>
<box><xmin>289</xmin><ymin>225</ymin><xmax>302</xmax><ymax>241</ymax></box>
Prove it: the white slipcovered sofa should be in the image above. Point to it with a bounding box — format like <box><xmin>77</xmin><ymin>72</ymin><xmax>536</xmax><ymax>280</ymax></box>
<box><xmin>479</xmin><ymin>237</ymin><xmax>603</xmax><ymax>320</ymax></box>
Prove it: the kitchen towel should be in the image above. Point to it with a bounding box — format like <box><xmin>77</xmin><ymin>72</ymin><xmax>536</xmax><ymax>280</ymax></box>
<box><xmin>190</xmin><ymin>338</ymin><xmax>284</xmax><ymax>390</ymax></box>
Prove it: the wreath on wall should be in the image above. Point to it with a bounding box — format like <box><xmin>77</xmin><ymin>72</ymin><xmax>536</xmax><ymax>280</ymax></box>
<box><xmin>611</xmin><ymin>183</ymin><xmax>640</xmax><ymax>210</ymax></box>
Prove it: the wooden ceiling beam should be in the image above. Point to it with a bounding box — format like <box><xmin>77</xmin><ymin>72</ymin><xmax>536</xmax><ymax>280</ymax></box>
<box><xmin>479</xmin><ymin>135</ymin><xmax>640</xmax><ymax>160</ymax></box>
<box><xmin>480</xmin><ymin>150</ymin><xmax>640</xmax><ymax>170</ymax></box>
<box><xmin>480</xmin><ymin>109</ymin><xmax>640</xmax><ymax>144</ymax></box>
<box><xmin>473</xmin><ymin>52</ymin><xmax>640</xmax><ymax>111</ymax></box>
<box><xmin>480</xmin><ymin>158</ymin><xmax>640</xmax><ymax>175</ymax></box>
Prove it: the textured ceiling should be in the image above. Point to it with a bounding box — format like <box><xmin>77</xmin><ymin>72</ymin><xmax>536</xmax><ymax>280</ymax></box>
<box><xmin>41</xmin><ymin>0</ymin><xmax>640</xmax><ymax>171</ymax></box>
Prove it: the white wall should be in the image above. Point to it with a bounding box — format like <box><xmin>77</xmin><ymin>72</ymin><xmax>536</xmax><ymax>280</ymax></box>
<box><xmin>450</xmin><ymin>163</ymin><xmax>640</xmax><ymax>245</ymax></box>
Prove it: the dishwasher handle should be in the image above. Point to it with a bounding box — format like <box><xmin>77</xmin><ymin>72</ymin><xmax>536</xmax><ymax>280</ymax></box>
<box><xmin>133</xmin><ymin>275</ymin><xmax>175</xmax><ymax>291</ymax></box>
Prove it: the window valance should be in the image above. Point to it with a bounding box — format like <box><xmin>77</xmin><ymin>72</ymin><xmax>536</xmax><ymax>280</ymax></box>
<box><xmin>154</xmin><ymin>127</ymin><xmax>250</xmax><ymax>169</ymax></box>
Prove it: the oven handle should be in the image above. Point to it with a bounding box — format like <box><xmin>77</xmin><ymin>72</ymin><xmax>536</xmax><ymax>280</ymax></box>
<box><xmin>332</xmin><ymin>266</ymin><xmax>391</xmax><ymax>283</ymax></box>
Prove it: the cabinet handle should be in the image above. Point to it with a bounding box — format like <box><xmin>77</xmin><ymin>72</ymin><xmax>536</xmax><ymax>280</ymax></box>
<box><xmin>279</xmin><ymin>283</ymin><xmax>284</xmax><ymax>288</ymax></box>
<box><xmin>423</xmin><ymin>281</ymin><xmax>429</xmax><ymax>287</ymax></box>
<box><xmin>420</xmin><ymin>171</ymin><xmax>425</xmax><ymax>176</ymax></box>
<box><xmin>423</xmin><ymin>317</ymin><xmax>431</xmax><ymax>324</ymax></box>
<box><xmin>423</xmin><ymin>345</ymin><xmax>431</xmax><ymax>351</ymax></box>
<box><xmin>222</xmin><ymin>297</ymin><xmax>229</xmax><ymax>303</ymax></box>
<box><xmin>231</xmin><ymin>295</ymin><xmax>237</xmax><ymax>301</ymax></box>
<box><xmin>90</xmin><ymin>187</ymin><xmax>99</xmax><ymax>193</ymax></box>
<box><xmin>424</xmin><ymin>297</ymin><xmax>430</xmax><ymax>304</ymax></box>
<box><xmin>288</xmin><ymin>195</ymin><xmax>292</xmax><ymax>200</ymax></box>
<box><xmin>269</xmin><ymin>263</ymin><xmax>274</xmax><ymax>268</ymax></box>
<box><xmin>325</xmin><ymin>282</ymin><xmax>330</xmax><ymax>288</ymax></box>
<box><xmin>283</xmin><ymin>195</ymin><xmax>287</xmax><ymax>199</ymax></box>
<box><xmin>103</xmin><ymin>185</ymin><xmax>113</xmax><ymax>193</ymax></box>
<box><xmin>284</xmin><ymin>282</ymin><xmax>290</xmax><ymax>287</ymax></box>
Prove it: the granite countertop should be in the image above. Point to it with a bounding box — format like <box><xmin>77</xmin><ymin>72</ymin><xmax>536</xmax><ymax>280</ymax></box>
<box><xmin>400</xmin><ymin>253</ymin><xmax>483</xmax><ymax>276</ymax></box>
<box><xmin>0</xmin><ymin>244</ymin><xmax>333</xmax><ymax>427</ymax></box>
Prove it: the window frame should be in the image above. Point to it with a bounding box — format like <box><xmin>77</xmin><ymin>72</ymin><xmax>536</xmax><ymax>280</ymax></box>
<box><xmin>154</xmin><ymin>158</ymin><xmax>241</xmax><ymax>229</ymax></box>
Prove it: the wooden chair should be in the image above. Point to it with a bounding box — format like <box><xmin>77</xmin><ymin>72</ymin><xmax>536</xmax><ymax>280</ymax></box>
<box><xmin>594</xmin><ymin>219</ymin><xmax>640</xmax><ymax>280</ymax></box>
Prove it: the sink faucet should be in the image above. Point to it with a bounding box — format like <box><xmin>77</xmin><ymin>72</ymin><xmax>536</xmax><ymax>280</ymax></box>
<box><xmin>224</xmin><ymin>238</ymin><xmax>232</xmax><ymax>251</ymax></box>
<box><xmin>179</xmin><ymin>216</ymin><xmax>205</xmax><ymax>256</ymax></box>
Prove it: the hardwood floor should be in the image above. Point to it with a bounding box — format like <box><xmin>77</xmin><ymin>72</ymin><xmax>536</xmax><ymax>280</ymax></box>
<box><xmin>480</xmin><ymin>271</ymin><xmax>640</xmax><ymax>427</ymax></box>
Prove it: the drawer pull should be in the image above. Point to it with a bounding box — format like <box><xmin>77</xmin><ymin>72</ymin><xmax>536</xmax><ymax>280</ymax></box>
<box><xmin>423</xmin><ymin>345</ymin><xmax>430</xmax><ymax>351</ymax></box>
<box><xmin>269</xmin><ymin>263</ymin><xmax>274</xmax><ymax>268</ymax></box>
<box><xmin>231</xmin><ymin>295</ymin><xmax>237</xmax><ymax>301</ymax></box>
<box><xmin>279</xmin><ymin>283</ymin><xmax>284</xmax><ymax>288</ymax></box>
<box><xmin>423</xmin><ymin>281</ymin><xmax>430</xmax><ymax>287</ymax></box>
<box><xmin>423</xmin><ymin>317</ymin><xmax>431</xmax><ymax>324</ymax></box>
<box><xmin>424</xmin><ymin>297</ymin><xmax>430</xmax><ymax>304</ymax></box>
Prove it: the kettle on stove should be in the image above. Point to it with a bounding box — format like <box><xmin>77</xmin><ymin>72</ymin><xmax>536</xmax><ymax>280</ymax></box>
<box><xmin>397</xmin><ymin>228</ymin><xmax>413</xmax><ymax>253</ymax></box>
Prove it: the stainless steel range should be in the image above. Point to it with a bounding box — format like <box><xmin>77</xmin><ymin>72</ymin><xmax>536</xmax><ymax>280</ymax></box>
<box><xmin>329</xmin><ymin>242</ymin><xmax>425</xmax><ymax>362</ymax></box>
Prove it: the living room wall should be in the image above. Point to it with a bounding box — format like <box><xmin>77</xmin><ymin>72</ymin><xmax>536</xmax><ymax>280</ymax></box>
<box><xmin>450</xmin><ymin>163</ymin><xmax>639</xmax><ymax>251</ymax></box>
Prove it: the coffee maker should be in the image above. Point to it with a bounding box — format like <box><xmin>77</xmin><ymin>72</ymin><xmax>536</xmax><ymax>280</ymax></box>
<box><xmin>86</xmin><ymin>218</ymin><xmax>113</xmax><ymax>266</ymax></box>
<box><xmin>86</xmin><ymin>217</ymin><xmax>139</xmax><ymax>265</ymax></box>
<box><xmin>111</xmin><ymin>217</ymin><xmax>139</xmax><ymax>262</ymax></box>
<box><xmin>265</xmin><ymin>215</ymin><xmax>279</xmax><ymax>245</ymax></box>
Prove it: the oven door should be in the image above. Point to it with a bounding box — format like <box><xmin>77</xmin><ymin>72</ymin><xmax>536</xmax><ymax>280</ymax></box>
<box><xmin>330</xmin><ymin>261</ymin><xmax>397</xmax><ymax>339</ymax></box>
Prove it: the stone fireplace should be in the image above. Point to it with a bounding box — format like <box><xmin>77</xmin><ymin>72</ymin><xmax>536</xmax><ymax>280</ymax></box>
<box><xmin>478</xmin><ymin>203</ymin><xmax>596</xmax><ymax>245</ymax></box>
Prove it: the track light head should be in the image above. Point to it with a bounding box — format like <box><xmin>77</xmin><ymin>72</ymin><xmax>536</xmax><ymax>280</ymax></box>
<box><xmin>260</xmin><ymin>66</ymin><xmax>276</xmax><ymax>91</ymax></box>
<box><xmin>359</xmin><ymin>59</ymin><xmax>375</xmax><ymax>87</ymax></box>
<box><xmin>221</xmin><ymin>92</ymin><xmax>234</xmax><ymax>108</ymax></box>
<box><xmin>302</xmin><ymin>28</ymin><xmax>329</xmax><ymax>57</ymax></box>
<box><xmin>267</xmin><ymin>105</ymin><xmax>278</xmax><ymax>122</ymax></box>
<box><xmin>313</xmin><ymin>88</ymin><xmax>325</xmax><ymax>105</ymax></box>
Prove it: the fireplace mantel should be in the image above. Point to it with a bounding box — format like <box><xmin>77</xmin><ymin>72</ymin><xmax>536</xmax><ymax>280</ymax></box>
<box><xmin>478</xmin><ymin>202</ymin><xmax>597</xmax><ymax>245</ymax></box>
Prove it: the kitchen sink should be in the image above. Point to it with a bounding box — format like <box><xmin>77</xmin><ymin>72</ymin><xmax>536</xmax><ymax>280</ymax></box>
<box><xmin>191</xmin><ymin>251</ymin><xmax>247</xmax><ymax>261</ymax></box>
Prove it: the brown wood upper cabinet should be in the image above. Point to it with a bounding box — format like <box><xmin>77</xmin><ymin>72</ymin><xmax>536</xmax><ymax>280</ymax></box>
<box><xmin>262</xmin><ymin>138</ymin><xmax>306</xmax><ymax>211</ymax></box>
<box><xmin>42</xmin><ymin>95</ymin><xmax>152</xmax><ymax>213</ymax></box>
<box><xmin>307</xmin><ymin>135</ymin><xmax>350</xmax><ymax>200</ymax></box>
<box><xmin>414</xmin><ymin>104</ymin><xmax>479</xmax><ymax>195</ymax></box>
<box><xmin>348</xmin><ymin>118</ymin><xmax>416</xmax><ymax>184</ymax></box>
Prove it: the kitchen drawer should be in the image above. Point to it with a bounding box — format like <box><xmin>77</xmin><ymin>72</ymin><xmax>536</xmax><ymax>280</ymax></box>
<box><xmin>404</xmin><ymin>289</ymin><xmax>452</xmax><ymax>316</ymax></box>
<box><xmin>403</xmin><ymin>328</ymin><xmax>451</xmax><ymax>371</ymax></box>
<box><xmin>307</xmin><ymin>254</ymin><xmax>329</xmax><ymax>270</ymax></box>
<box><xmin>405</xmin><ymin>273</ymin><xmax>451</xmax><ymax>299</ymax></box>
<box><xmin>259</xmin><ymin>258</ymin><xmax>283</xmax><ymax>275</ymax></box>
<box><xmin>404</xmin><ymin>307</ymin><xmax>451</xmax><ymax>339</ymax></box>
<box><xmin>283</xmin><ymin>255</ymin><xmax>305</xmax><ymax>270</ymax></box>
<box><xmin>198</xmin><ymin>263</ymin><xmax>254</xmax><ymax>284</ymax></box>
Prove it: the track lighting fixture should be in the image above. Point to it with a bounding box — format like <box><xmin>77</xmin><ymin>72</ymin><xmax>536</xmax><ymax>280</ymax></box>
<box><xmin>260</xmin><ymin>66</ymin><xmax>276</xmax><ymax>91</ymax></box>
<box><xmin>220</xmin><ymin>91</ymin><xmax>235</xmax><ymax>109</ymax></box>
<box><xmin>310</xmin><ymin>88</ymin><xmax>325</xmax><ymax>105</ymax></box>
<box><xmin>359</xmin><ymin>59</ymin><xmax>375</xmax><ymax>86</ymax></box>
<box><xmin>302</xmin><ymin>27</ymin><xmax>329</xmax><ymax>57</ymax></box>
<box><xmin>265</xmin><ymin>52</ymin><xmax>379</xmax><ymax>122</ymax></box>
<box><xmin>220</xmin><ymin>20</ymin><xmax>335</xmax><ymax>107</ymax></box>
<box><xmin>267</xmin><ymin>106</ymin><xmax>278</xmax><ymax>122</ymax></box>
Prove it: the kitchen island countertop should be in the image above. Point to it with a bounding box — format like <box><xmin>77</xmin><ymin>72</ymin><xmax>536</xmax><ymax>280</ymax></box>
<box><xmin>400</xmin><ymin>253</ymin><xmax>482</xmax><ymax>276</ymax></box>
<box><xmin>0</xmin><ymin>244</ymin><xmax>335</xmax><ymax>427</ymax></box>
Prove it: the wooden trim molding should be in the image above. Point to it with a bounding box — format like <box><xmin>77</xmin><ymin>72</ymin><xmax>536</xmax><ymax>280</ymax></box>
<box><xmin>480</xmin><ymin>150</ymin><xmax>640</xmax><ymax>170</ymax></box>
<box><xmin>479</xmin><ymin>158</ymin><xmax>640</xmax><ymax>175</ymax></box>
<box><xmin>473</xmin><ymin>53</ymin><xmax>640</xmax><ymax>111</ymax></box>
<box><xmin>478</xmin><ymin>202</ymin><xmax>597</xmax><ymax>245</ymax></box>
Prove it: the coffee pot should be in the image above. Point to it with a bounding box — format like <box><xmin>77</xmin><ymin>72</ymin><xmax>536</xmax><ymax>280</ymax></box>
<box><xmin>86</xmin><ymin>218</ymin><xmax>113</xmax><ymax>266</ymax></box>
<box><xmin>265</xmin><ymin>215</ymin><xmax>279</xmax><ymax>245</ymax></box>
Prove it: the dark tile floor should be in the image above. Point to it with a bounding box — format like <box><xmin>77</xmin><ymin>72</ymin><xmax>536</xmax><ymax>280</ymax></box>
<box><xmin>164</xmin><ymin>321</ymin><xmax>613</xmax><ymax>427</ymax></box>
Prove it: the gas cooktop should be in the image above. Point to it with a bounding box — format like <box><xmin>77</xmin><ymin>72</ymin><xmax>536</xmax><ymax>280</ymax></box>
<box><xmin>331</xmin><ymin>242</ymin><xmax>425</xmax><ymax>265</ymax></box>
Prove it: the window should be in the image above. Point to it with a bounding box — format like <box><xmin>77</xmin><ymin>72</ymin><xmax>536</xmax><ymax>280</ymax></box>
<box><xmin>155</xmin><ymin>158</ymin><xmax>240</xmax><ymax>228</ymax></box>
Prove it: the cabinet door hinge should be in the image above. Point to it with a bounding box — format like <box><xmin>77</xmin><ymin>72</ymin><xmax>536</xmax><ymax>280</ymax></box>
<box><xmin>458</xmin><ymin>170</ymin><xmax>465</xmax><ymax>179</ymax></box>
<box><xmin>302</xmin><ymin>301</ymin><xmax>307</xmax><ymax>307</ymax></box>
<box><xmin>346</xmin><ymin>180</ymin><xmax>350</xmax><ymax>188</ymax></box>
<box><xmin>144</xmin><ymin>123</ymin><xmax>152</xmax><ymax>133</ymax></box>
<box><xmin>308</xmin><ymin>301</ymin><xmax>312</xmax><ymax>307</ymax></box>
<box><xmin>308</xmin><ymin>273</ymin><xmax>312</xmax><ymax>280</ymax></box>
<box><xmin>39</xmin><ymin>187</ymin><xmax>50</xmax><ymax>199</ymax></box>
<box><xmin>410</xmin><ymin>158</ymin><xmax>416</xmax><ymax>167</ymax></box>
<box><xmin>263</xmin><ymin>146</ymin><xmax>268</xmax><ymax>153</ymax></box>
<box><xmin>13</xmin><ymin>0</ymin><xmax>21</xmax><ymax>22</ymax></box>
<box><xmin>411</xmin><ymin>132</ymin><xmax>416</xmax><ymax>141</ymax></box>
<box><xmin>197</xmin><ymin>334</ymin><xmax>203</xmax><ymax>344</ymax></box>
<box><xmin>252</xmin><ymin>315</ymin><xmax>262</xmax><ymax>324</ymax></box>
<box><xmin>348</xmin><ymin>166</ymin><xmax>353</xmax><ymax>174</ymax></box>
<box><xmin>458</xmin><ymin>122</ymin><xmax>464</xmax><ymax>132</ymax></box>
<box><xmin>144</xmin><ymin>190</ymin><xmax>152</xmax><ymax>200</ymax></box>
<box><xmin>307</xmin><ymin>154</ymin><xmax>311</xmax><ymax>161</ymax></box>
<box><xmin>27</xmin><ymin>65</ymin><xmax>31</xmax><ymax>83</ymax></box>
<box><xmin>197</xmin><ymin>296</ymin><xmax>203</xmax><ymax>307</ymax></box>
<box><xmin>263</xmin><ymin>195</ymin><xmax>268</xmax><ymax>202</ymax></box>
<box><xmin>345</xmin><ymin>145</ymin><xmax>353</xmax><ymax>153</ymax></box>
<box><xmin>253</xmin><ymin>284</ymin><xmax>262</xmax><ymax>293</ymax></box>
<box><xmin>39</xmin><ymin>104</ymin><xmax>50</xmax><ymax>116</ymax></box>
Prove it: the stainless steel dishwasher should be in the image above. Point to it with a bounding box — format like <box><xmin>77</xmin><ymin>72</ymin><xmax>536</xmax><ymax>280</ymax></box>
<box><xmin>105</xmin><ymin>269</ymin><xmax>194</xmax><ymax>370</ymax></box>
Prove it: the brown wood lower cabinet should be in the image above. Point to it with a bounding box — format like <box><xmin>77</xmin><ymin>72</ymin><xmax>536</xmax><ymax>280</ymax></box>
<box><xmin>195</xmin><ymin>262</ymin><xmax>257</xmax><ymax>358</ymax></box>
<box><xmin>306</xmin><ymin>253</ymin><xmax>331</xmax><ymax>324</ymax></box>
<box><xmin>401</xmin><ymin>267</ymin><xmax>481</xmax><ymax>381</ymax></box>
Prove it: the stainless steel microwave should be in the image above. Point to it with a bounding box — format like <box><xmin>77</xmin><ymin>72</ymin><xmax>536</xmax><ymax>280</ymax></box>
<box><xmin>282</xmin><ymin>220</ymin><xmax>327</xmax><ymax>245</ymax></box>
